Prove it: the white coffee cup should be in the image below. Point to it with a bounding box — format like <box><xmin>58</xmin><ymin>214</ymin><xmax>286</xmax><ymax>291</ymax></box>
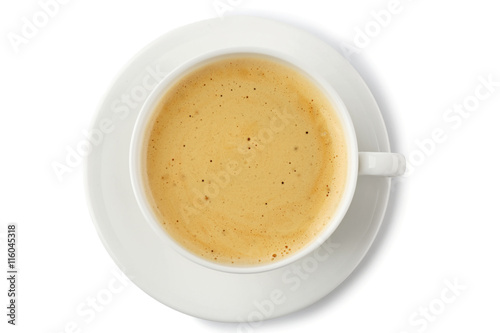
<box><xmin>129</xmin><ymin>48</ymin><xmax>405</xmax><ymax>274</ymax></box>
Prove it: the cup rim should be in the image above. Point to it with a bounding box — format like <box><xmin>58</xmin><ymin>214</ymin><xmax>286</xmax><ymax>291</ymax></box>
<box><xmin>129</xmin><ymin>47</ymin><xmax>359</xmax><ymax>274</ymax></box>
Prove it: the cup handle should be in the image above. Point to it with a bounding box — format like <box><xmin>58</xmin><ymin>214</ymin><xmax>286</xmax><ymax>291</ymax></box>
<box><xmin>358</xmin><ymin>152</ymin><xmax>406</xmax><ymax>177</ymax></box>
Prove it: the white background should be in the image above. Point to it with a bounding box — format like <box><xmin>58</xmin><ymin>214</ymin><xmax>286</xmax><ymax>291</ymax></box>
<box><xmin>1</xmin><ymin>0</ymin><xmax>499</xmax><ymax>332</ymax></box>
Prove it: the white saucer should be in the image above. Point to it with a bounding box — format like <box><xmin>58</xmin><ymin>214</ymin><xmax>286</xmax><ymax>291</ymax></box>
<box><xmin>85</xmin><ymin>16</ymin><xmax>393</xmax><ymax>322</ymax></box>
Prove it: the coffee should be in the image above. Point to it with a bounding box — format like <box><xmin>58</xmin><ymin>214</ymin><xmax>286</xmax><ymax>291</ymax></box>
<box><xmin>143</xmin><ymin>54</ymin><xmax>348</xmax><ymax>266</ymax></box>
